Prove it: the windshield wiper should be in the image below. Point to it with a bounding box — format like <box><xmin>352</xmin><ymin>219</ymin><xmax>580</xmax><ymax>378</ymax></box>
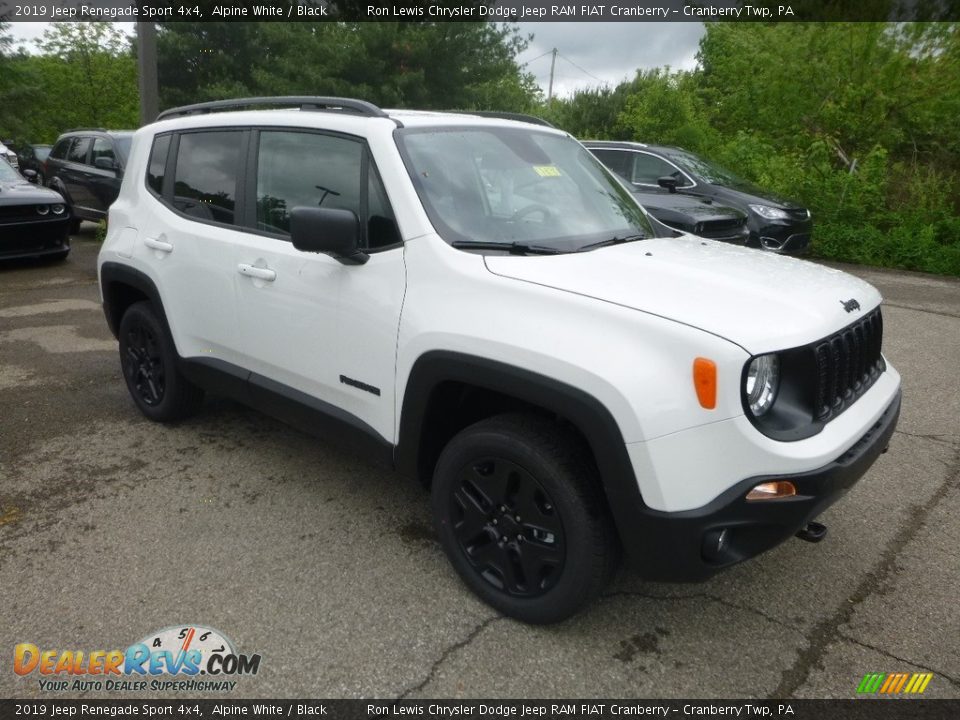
<box><xmin>451</xmin><ymin>240</ymin><xmax>564</xmax><ymax>256</ymax></box>
<box><xmin>576</xmin><ymin>233</ymin><xmax>647</xmax><ymax>252</ymax></box>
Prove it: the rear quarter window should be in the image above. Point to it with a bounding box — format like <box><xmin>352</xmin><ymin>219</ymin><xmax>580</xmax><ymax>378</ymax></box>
<box><xmin>146</xmin><ymin>135</ymin><xmax>171</xmax><ymax>196</ymax></box>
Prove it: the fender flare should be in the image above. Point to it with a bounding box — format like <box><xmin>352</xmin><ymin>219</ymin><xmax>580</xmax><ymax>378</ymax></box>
<box><xmin>395</xmin><ymin>350</ymin><xmax>648</xmax><ymax>545</ymax></box>
<box><xmin>99</xmin><ymin>262</ymin><xmax>170</xmax><ymax>340</ymax></box>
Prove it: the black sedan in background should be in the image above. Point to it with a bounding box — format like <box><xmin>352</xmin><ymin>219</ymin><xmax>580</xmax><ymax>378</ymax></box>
<box><xmin>585</xmin><ymin>141</ymin><xmax>813</xmax><ymax>254</ymax></box>
<box><xmin>0</xmin><ymin>158</ymin><xmax>71</xmax><ymax>261</ymax></box>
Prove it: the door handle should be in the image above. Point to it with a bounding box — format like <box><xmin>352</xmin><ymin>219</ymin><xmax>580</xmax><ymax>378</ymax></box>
<box><xmin>237</xmin><ymin>263</ymin><xmax>277</xmax><ymax>282</ymax></box>
<box><xmin>144</xmin><ymin>237</ymin><xmax>173</xmax><ymax>253</ymax></box>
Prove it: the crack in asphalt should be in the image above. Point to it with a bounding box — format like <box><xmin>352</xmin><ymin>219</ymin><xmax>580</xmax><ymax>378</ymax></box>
<box><xmin>882</xmin><ymin>301</ymin><xmax>960</xmax><ymax>320</ymax></box>
<box><xmin>836</xmin><ymin>633</ymin><xmax>960</xmax><ymax>690</ymax></box>
<box><xmin>602</xmin><ymin>589</ymin><xmax>809</xmax><ymax>640</ymax></box>
<box><xmin>395</xmin><ymin>615</ymin><xmax>503</xmax><ymax>699</ymax></box>
<box><xmin>772</xmin><ymin>445</ymin><xmax>960</xmax><ymax>698</ymax></box>
<box><xmin>893</xmin><ymin>429</ymin><xmax>959</xmax><ymax>447</ymax></box>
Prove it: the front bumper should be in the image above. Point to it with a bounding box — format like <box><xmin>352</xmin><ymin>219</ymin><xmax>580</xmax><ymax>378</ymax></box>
<box><xmin>622</xmin><ymin>389</ymin><xmax>900</xmax><ymax>582</ymax></box>
<box><xmin>0</xmin><ymin>217</ymin><xmax>71</xmax><ymax>259</ymax></box>
<box><xmin>749</xmin><ymin>216</ymin><xmax>813</xmax><ymax>254</ymax></box>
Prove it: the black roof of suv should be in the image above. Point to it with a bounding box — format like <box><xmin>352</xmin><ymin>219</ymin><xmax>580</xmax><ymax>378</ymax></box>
<box><xmin>46</xmin><ymin>129</ymin><xmax>135</xmax><ymax>228</ymax></box>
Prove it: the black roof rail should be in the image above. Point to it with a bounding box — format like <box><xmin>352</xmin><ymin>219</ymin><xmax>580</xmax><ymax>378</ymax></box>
<box><xmin>462</xmin><ymin>111</ymin><xmax>556</xmax><ymax>128</ymax></box>
<box><xmin>156</xmin><ymin>96</ymin><xmax>390</xmax><ymax>122</ymax></box>
<box><xmin>65</xmin><ymin>127</ymin><xmax>108</xmax><ymax>133</ymax></box>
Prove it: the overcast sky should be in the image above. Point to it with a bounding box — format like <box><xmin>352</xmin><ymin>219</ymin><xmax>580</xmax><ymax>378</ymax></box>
<box><xmin>6</xmin><ymin>21</ymin><xmax>704</xmax><ymax>99</ymax></box>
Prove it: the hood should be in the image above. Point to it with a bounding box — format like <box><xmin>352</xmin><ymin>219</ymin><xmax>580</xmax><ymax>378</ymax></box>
<box><xmin>710</xmin><ymin>183</ymin><xmax>804</xmax><ymax>211</ymax></box>
<box><xmin>0</xmin><ymin>181</ymin><xmax>65</xmax><ymax>205</ymax></box>
<box><xmin>484</xmin><ymin>236</ymin><xmax>880</xmax><ymax>354</ymax></box>
<box><xmin>631</xmin><ymin>190</ymin><xmax>745</xmax><ymax>225</ymax></box>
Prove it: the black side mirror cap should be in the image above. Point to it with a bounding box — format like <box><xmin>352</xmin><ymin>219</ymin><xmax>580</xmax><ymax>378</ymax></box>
<box><xmin>94</xmin><ymin>157</ymin><xmax>118</xmax><ymax>171</ymax></box>
<box><xmin>291</xmin><ymin>207</ymin><xmax>368</xmax><ymax>265</ymax></box>
<box><xmin>657</xmin><ymin>176</ymin><xmax>678</xmax><ymax>193</ymax></box>
<box><xmin>22</xmin><ymin>169</ymin><xmax>37</xmax><ymax>180</ymax></box>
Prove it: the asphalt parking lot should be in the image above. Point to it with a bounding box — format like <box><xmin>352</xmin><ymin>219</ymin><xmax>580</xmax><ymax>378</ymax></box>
<box><xmin>1</xmin><ymin>230</ymin><xmax>958</xmax><ymax>700</ymax></box>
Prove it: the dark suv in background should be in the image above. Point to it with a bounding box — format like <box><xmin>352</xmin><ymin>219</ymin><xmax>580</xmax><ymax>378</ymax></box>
<box><xmin>46</xmin><ymin>129</ymin><xmax>133</xmax><ymax>231</ymax></box>
<box><xmin>585</xmin><ymin>141</ymin><xmax>813</xmax><ymax>254</ymax></box>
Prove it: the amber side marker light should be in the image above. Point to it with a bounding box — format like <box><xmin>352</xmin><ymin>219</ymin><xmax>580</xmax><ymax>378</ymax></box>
<box><xmin>746</xmin><ymin>481</ymin><xmax>797</xmax><ymax>501</ymax></box>
<box><xmin>693</xmin><ymin>357</ymin><xmax>717</xmax><ymax>409</ymax></box>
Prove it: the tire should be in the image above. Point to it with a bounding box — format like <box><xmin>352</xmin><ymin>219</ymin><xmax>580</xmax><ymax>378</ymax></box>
<box><xmin>69</xmin><ymin>218</ymin><xmax>81</xmax><ymax>234</ymax></box>
<box><xmin>118</xmin><ymin>301</ymin><xmax>204</xmax><ymax>422</ymax></box>
<box><xmin>432</xmin><ymin>413</ymin><xmax>618</xmax><ymax>624</ymax></box>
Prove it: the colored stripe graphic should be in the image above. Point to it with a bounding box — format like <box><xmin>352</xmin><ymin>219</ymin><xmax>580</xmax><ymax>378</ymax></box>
<box><xmin>858</xmin><ymin>672</ymin><xmax>933</xmax><ymax>694</ymax></box>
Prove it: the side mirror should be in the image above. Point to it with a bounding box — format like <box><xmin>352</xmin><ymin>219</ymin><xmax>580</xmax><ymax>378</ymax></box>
<box><xmin>94</xmin><ymin>157</ymin><xmax>117</xmax><ymax>172</ymax></box>
<box><xmin>290</xmin><ymin>207</ymin><xmax>368</xmax><ymax>265</ymax></box>
<box><xmin>657</xmin><ymin>176</ymin><xmax>678</xmax><ymax>193</ymax></box>
<box><xmin>22</xmin><ymin>169</ymin><xmax>37</xmax><ymax>181</ymax></box>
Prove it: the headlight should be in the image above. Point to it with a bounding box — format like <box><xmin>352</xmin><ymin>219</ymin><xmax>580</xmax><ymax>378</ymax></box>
<box><xmin>748</xmin><ymin>204</ymin><xmax>790</xmax><ymax>220</ymax></box>
<box><xmin>745</xmin><ymin>354</ymin><xmax>780</xmax><ymax>416</ymax></box>
<box><xmin>36</xmin><ymin>205</ymin><xmax>49</xmax><ymax>215</ymax></box>
<box><xmin>52</xmin><ymin>204</ymin><xmax>65</xmax><ymax>215</ymax></box>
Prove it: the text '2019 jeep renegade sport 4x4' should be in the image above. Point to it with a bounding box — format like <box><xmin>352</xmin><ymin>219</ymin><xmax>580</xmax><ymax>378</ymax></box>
<box><xmin>98</xmin><ymin>97</ymin><xmax>901</xmax><ymax>624</ymax></box>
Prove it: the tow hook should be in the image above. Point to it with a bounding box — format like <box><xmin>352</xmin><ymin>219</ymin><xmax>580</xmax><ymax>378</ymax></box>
<box><xmin>796</xmin><ymin>521</ymin><xmax>827</xmax><ymax>543</ymax></box>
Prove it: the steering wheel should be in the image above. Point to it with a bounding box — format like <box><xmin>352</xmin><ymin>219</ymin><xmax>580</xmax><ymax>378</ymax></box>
<box><xmin>511</xmin><ymin>204</ymin><xmax>554</xmax><ymax>223</ymax></box>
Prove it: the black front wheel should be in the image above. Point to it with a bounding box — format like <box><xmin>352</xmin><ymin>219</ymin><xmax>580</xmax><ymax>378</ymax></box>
<box><xmin>432</xmin><ymin>413</ymin><xmax>618</xmax><ymax>624</ymax></box>
<box><xmin>118</xmin><ymin>301</ymin><xmax>203</xmax><ymax>422</ymax></box>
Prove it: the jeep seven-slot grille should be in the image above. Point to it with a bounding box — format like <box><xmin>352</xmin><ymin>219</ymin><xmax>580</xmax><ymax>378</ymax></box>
<box><xmin>814</xmin><ymin>308</ymin><xmax>884</xmax><ymax>420</ymax></box>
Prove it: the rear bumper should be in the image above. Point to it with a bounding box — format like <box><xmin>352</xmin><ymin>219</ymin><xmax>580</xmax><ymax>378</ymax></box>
<box><xmin>622</xmin><ymin>389</ymin><xmax>900</xmax><ymax>581</ymax></box>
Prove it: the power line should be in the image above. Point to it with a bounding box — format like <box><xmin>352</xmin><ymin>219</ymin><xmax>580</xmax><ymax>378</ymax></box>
<box><xmin>556</xmin><ymin>51</ymin><xmax>608</xmax><ymax>85</ymax></box>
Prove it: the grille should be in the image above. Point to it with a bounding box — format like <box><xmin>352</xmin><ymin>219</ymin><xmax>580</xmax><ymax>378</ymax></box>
<box><xmin>814</xmin><ymin>308</ymin><xmax>884</xmax><ymax>420</ymax></box>
<box><xmin>0</xmin><ymin>205</ymin><xmax>39</xmax><ymax>221</ymax></box>
<box><xmin>697</xmin><ymin>217</ymin><xmax>747</xmax><ymax>239</ymax></box>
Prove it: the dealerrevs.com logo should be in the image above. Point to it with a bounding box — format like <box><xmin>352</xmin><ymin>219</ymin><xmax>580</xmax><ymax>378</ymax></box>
<box><xmin>14</xmin><ymin>625</ymin><xmax>261</xmax><ymax>693</ymax></box>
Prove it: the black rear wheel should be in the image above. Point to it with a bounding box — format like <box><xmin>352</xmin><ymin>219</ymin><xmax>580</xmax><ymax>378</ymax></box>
<box><xmin>118</xmin><ymin>302</ymin><xmax>203</xmax><ymax>422</ymax></box>
<box><xmin>432</xmin><ymin>413</ymin><xmax>618</xmax><ymax>624</ymax></box>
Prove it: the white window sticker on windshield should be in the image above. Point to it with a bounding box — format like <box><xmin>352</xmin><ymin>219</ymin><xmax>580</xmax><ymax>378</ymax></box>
<box><xmin>533</xmin><ymin>165</ymin><xmax>562</xmax><ymax>178</ymax></box>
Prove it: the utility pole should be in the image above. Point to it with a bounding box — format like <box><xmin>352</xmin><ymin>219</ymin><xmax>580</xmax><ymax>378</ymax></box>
<box><xmin>137</xmin><ymin>22</ymin><xmax>159</xmax><ymax>126</ymax></box>
<box><xmin>547</xmin><ymin>47</ymin><xmax>558</xmax><ymax>102</ymax></box>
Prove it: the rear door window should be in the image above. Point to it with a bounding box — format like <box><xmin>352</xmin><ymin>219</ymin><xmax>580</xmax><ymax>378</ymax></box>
<box><xmin>172</xmin><ymin>131</ymin><xmax>243</xmax><ymax>226</ymax></box>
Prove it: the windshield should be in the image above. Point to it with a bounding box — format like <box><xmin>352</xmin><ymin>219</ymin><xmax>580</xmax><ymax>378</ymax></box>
<box><xmin>398</xmin><ymin>127</ymin><xmax>652</xmax><ymax>252</ymax></box>
<box><xmin>665</xmin><ymin>151</ymin><xmax>749</xmax><ymax>187</ymax></box>
<box><xmin>0</xmin><ymin>159</ymin><xmax>21</xmax><ymax>182</ymax></box>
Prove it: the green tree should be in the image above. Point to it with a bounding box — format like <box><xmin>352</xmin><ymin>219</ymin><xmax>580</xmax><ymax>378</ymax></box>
<box><xmin>28</xmin><ymin>22</ymin><xmax>139</xmax><ymax>134</ymax></box>
<box><xmin>155</xmin><ymin>22</ymin><xmax>539</xmax><ymax>112</ymax></box>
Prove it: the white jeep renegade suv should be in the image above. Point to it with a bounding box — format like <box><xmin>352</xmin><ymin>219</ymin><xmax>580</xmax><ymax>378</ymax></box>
<box><xmin>98</xmin><ymin>97</ymin><xmax>901</xmax><ymax>624</ymax></box>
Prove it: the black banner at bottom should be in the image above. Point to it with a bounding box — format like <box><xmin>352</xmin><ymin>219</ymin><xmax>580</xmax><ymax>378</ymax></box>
<box><xmin>1</xmin><ymin>700</ymin><xmax>957</xmax><ymax>720</ymax></box>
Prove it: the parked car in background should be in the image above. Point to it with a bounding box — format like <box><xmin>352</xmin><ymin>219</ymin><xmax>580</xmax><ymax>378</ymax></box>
<box><xmin>46</xmin><ymin>129</ymin><xmax>133</xmax><ymax>232</ymax></box>
<box><xmin>603</xmin><ymin>172</ymin><xmax>750</xmax><ymax>245</ymax></box>
<box><xmin>0</xmin><ymin>141</ymin><xmax>19</xmax><ymax>171</ymax></box>
<box><xmin>16</xmin><ymin>143</ymin><xmax>53</xmax><ymax>185</ymax></box>
<box><xmin>0</xmin><ymin>156</ymin><xmax>71</xmax><ymax>261</ymax></box>
<box><xmin>584</xmin><ymin>141</ymin><xmax>813</xmax><ymax>254</ymax></box>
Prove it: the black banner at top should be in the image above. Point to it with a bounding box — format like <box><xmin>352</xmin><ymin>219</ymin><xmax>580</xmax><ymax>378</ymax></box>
<box><xmin>1</xmin><ymin>0</ymin><xmax>959</xmax><ymax>22</ymax></box>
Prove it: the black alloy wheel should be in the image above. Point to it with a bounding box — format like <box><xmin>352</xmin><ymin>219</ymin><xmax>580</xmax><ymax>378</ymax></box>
<box><xmin>118</xmin><ymin>302</ymin><xmax>204</xmax><ymax>422</ymax></box>
<box><xmin>451</xmin><ymin>456</ymin><xmax>565</xmax><ymax>597</ymax></box>
<box><xmin>123</xmin><ymin>322</ymin><xmax>165</xmax><ymax>407</ymax></box>
<box><xmin>433</xmin><ymin>413</ymin><xmax>618</xmax><ymax>624</ymax></box>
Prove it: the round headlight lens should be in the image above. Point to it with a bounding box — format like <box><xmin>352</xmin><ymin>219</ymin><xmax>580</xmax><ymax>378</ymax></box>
<box><xmin>36</xmin><ymin>205</ymin><xmax>50</xmax><ymax>215</ymax></box>
<box><xmin>52</xmin><ymin>204</ymin><xmax>66</xmax><ymax>215</ymax></box>
<box><xmin>745</xmin><ymin>354</ymin><xmax>780</xmax><ymax>416</ymax></box>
